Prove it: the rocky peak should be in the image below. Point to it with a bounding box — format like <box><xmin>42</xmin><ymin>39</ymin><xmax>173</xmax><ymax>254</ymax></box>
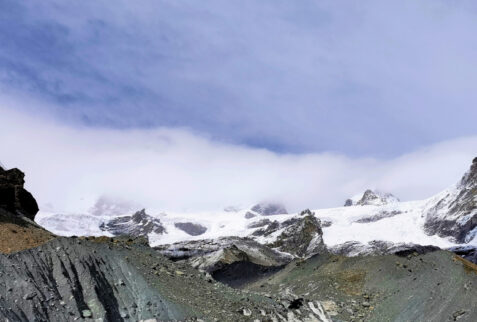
<box><xmin>345</xmin><ymin>190</ymin><xmax>399</xmax><ymax>207</ymax></box>
<box><xmin>424</xmin><ymin>157</ymin><xmax>477</xmax><ymax>243</ymax></box>
<box><xmin>268</xmin><ymin>212</ymin><xmax>326</xmax><ymax>258</ymax></box>
<box><xmin>0</xmin><ymin>167</ymin><xmax>38</xmax><ymax>220</ymax></box>
<box><xmin>460</xmin><ymin>157</ymin><xmax>477</xmax><ymax>188</ymax></box>
<box><xmin>100</xmin><ymin>209</ymin><xmax>166</xmax><ymax>237</ymax></box>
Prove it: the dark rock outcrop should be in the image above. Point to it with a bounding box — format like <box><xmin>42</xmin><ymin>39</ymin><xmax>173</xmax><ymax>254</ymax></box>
<box><xmin>100</xmin><ymin>209</ymin><xmax>166</xmax><ymax>237</ymax></box>
<box><xmin>0</xmin><ymin>167</ymin><xmax>38</xmax><ymax>220</ymax></box>
<box><xmin>174</xmin><ymin>222</ymin><xmax>207</xmax><ymax>236</ymax></box>
<box><xmin>424</xmin><ymin>157</ymin><xmax>477</xmax><ymax>243</ymax></box>
<box><xmin>268</xmin><ymin>211</ymin><xmax>326</xmax><ymax>257</ymax></box>
<box><xmin>355</xmin><ymin>210</ymin><xmax>402</xmax><ymax>224</ymax></box>
<box><xmin>449</xmin><ymin>245</ymin><xmax>477</xmax><ymax>264</ymax></box>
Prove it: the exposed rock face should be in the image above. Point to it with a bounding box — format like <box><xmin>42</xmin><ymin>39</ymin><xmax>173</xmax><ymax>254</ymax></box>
<box><xmin>174</xmin><ymin>222</ymin><xmax>207</xmax><ymax>236</ymax></box>
<box><xmin>329</xmin><ymin>240</ymin><xmax>440</xmax><ymax>257</ymax></box>
<box><xmin>354</xmin><ymin>210</ymin><xmax>402</xmax><ymax>224</ymax></box>
<box><xmin>355</xmin><ymin>190</ymin><xmax>400</xmax><ymax>206</ymax></box>
<box><xmin>1</xmin><ymin>235</ymin><xmax>298</xmax><ymax>322</ymax></box>
<box><xmin>100</xmin><ymin>209</ymin><xmax>166</xmax><ymax>237</ymax></box>
<box><xmin>267</xmin><ymin>210</ymin><xmax>326</xmax><ymax>258</ymax></box>
<box><xmin>250</xmin><ymin>202</ymin><xmax>288</xmax><ymax>216</ymax></box>
<box><xmin>0</xmin><ymin>237</ymin><xmax>186</xmax><ymax>321</ymax></box>
<box><xmin>0</xmin><ymin>167</ymin><xmax>38</xmax><ymax>220</ymax></box>
<box><xmin>156</xmin><ymin>236</ymin><xmax>292</xmax><ymax>274</ymax></box>
<box><xmin>424</xmin><ymin>157</ymin><xmax>477</xmax><ymax>243</ymax></box>
<box><xmin>247</xmin><ymin>218</ymin><xmax>272</xmax><ymax>229</ymax></box>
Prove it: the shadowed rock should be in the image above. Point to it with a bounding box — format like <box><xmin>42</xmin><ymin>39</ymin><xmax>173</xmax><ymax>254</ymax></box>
<box><xmin>355</xmin><ymin>210</ymin><xmax>402</xmax><ymax>223</ymax></box>
<box><xmin>0</xmin><ymin>167</ymin><xmax>38</xmax><ymax>220</ymax></box>
<box><xmin>175</xmin><ymin>222</ymin><xmax>207</xmax><ymax>236</ymax></box>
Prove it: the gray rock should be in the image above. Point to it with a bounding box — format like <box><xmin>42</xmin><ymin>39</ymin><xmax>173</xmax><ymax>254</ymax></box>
<box><xmin>267</xmin><ymin>210</ymin><xmax>326</xmax><ymax>258</ymax></box>
<box><xmin>0</xmin><ymin>237</ymin><xmax>186</xmax><ymax>321</ymax></box>
<box><xmin>100</xmin><ymin>209</ymin><xmax>166</xmax><ymax>237</ymax></box>
<box><xmin>247</xmin><ymin>219</ymin><xmax>272</xmax><ymax>229</ymax></box>
<box><xmin>82</xmin><ymin>310</ymin><xmax>92</xmax><ymax>318</ymax></box>
<box><xmin>156</xmin><ymin>237</ymin><xmax>292</xmax><ymax>273</ymax></box>
<box><xmin>174</xmin><ymin>222</ymin><xmax>207</xmax><ymax>236</ymax></box>
<box><xmin>330</xmin><ymin>240</ymin><xmax>440</xmax><ymax>257</ymax></box>
<box><xmin>355</xmin><ymin>210</ymin><xmax>402</xmax><ymax>224</ymax></box>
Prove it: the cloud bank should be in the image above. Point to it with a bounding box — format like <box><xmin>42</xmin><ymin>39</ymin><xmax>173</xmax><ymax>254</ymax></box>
<box><xmin>1</xmin><ymin>0</ymin><xmax>477</xmax><ymax>156</ymax></box>
<box><xmin>1</xmin><ymin>105</ymin><xmax>475</xmax><ymax>214</ymax></box>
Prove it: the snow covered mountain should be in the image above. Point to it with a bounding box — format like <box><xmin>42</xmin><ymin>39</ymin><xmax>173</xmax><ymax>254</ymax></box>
<box><xmin>423</xmin><ymin>157</ymin><xmax>477</xmax><ymax>243</ymax></box>
<box><xmin>36</xmin><ymin>158</ymin><xmax>477</xmax><ymax>257</ymax></box>
<box><xmin>344</xmin><ymin>189</ymin><xmax>400</xmax><ymax>207</ymax></box>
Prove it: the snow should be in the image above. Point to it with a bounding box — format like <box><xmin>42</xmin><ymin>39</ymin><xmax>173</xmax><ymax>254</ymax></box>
<box><xmin>314</xmin><ymin>201</ymin><xmax>456</xmax><ymax>248</ymax></box>
<box><xmin>37</xmin><ymin>195</ymin><xmax>463</xmax><ymax>250</ymax></box>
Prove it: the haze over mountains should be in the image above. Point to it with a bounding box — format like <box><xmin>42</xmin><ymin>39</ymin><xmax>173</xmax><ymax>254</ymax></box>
<box><xmin>37</xmin><ymin>157</ymin><xmax>477</xmax><ymax>255</ymax></box>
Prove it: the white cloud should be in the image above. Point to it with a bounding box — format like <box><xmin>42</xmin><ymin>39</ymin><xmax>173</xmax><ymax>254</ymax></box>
<box><xmin>2</xmin><ymin>0</ymin><xmax>477</xmax><ymax>155</ymax></box>
<box><xmin>0</xmin><ymin>103</ymin><xmax>475</xmax><ymax>214</ymax></box>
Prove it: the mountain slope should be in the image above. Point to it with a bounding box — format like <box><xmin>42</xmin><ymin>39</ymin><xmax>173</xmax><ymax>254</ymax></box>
<box><xmin>423</xmin><ymin>157</ymin><xmax>477</xmax><ymax>243</ymax></box>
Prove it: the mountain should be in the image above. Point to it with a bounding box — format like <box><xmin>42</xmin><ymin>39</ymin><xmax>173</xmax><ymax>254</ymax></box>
<box><xmin>423</xmin><ymin>157</ymin><xmax>477</xmax><ymax>243</ymax></box>
<box><xmin>0</xmin><ymin>167</ymin><xmax>331</xmax><ymax>321</ymax></box>
<box><xmin>2</xmin><ymin>163</ymin><xmax>477</xmax><ymax>321</ymax></box>
<box><xmin>100</xmin><ymin>209</ymin><xmax>166</xmax><ymax>237</ymax></box>
<box><xmin>37</xmin><ymin>158</ymin><xmax>477</xmax><ymax>257</ymax></box>
<box><xmin>344</xmin><ymin>189</ymin><xmax>400</xmax><ymax>207</ymax></box>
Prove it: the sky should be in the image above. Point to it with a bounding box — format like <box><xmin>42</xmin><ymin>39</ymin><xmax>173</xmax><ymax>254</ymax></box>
<box><xmin>0</xmin><ymin>1</ymin><xmax>476</xmax><ymax>213</ymax></box>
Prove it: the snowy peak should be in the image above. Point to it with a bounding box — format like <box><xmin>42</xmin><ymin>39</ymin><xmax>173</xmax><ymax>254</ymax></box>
<box><xmin>100</xmin><ymin>209</ymin><xmax>166</xmax><ymax>237</ymax></box>
<box><xmin>424</xmin><ymin>157</ymin><xmax>477</xmax><ymax>243</ymax></box>
<box><xmin>344</xmin><ymin>189</ymin><xmax>399</xmax><ymax>207</ymax></box>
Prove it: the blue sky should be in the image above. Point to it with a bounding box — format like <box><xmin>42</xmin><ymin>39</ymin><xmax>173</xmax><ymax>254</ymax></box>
<box><xmin>1</xmin><ymin>0</ymin><xmax>477</xmax><ymax>157</ymax></box>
